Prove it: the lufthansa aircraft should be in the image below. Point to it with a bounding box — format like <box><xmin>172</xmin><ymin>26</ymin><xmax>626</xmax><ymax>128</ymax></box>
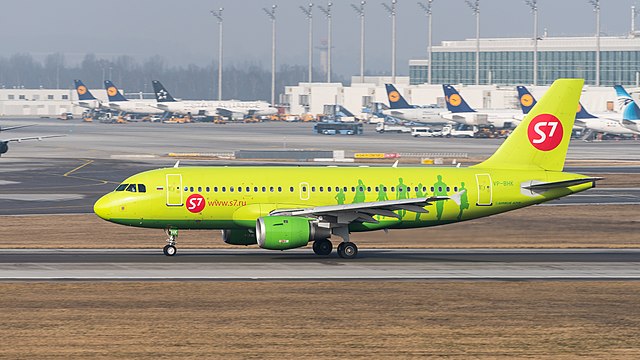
<box><xmin>381</xmin><ymin>84</ymin><xmax>448</xmax><ymax>124</ymax></box>
<box><xmin>94</xmin><ymin>79</ymin><xmax>599</xmax><ymax>258</ymax></box>
<box><xmin>442</xmin><ymin>84</ymin><xmax>518</xmax><ymax>128</ymax></box>
<box><xmin>104</xmin><ymin>80</ymin><xmax>164</xmax><ymax>116</ymax></box>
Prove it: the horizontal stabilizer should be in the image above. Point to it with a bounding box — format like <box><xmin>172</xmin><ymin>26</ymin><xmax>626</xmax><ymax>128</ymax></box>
<box><xmin>522</xmin><ymin>177</ymin><xmax>602</xmax><ymax>191</ymax></box>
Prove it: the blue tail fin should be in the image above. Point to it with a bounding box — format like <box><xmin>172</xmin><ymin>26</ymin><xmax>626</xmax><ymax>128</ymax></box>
<box><xmin>575</xmin><ymin>102</ymin><xmax>597</xmax><ymax>119</ymax></box>
<box><xmin>442</xmin><ymin>84</ymin><xmax>476</xmax><ymax>113</ymax></box>
<box><xmin>104</xmin><ymin>80</ymin><xmax>128</xmax><ymax>102</ymax></box>
<box><xmin>614</xmin><ymin>85</ymin><xmax>640</xmax><ymax>121</ymax></box>
<box><xmin>74</xmin><ymin>80</ymin><xmax>97</xmax><ymax>101</ymax></box>
<box><xmin>152</xmin><ymin>80</ymin><xmax>176</xmax><ymax>102</ymax></box>
<box><xmin>516</xmin><ymin>85</ymin><xmax>537</xmax><ymax>114</ymax></box>
<box><xmin>385</xmin><ymin>84</ymin><xmax>412</xmax><ymax>109</ymax></box>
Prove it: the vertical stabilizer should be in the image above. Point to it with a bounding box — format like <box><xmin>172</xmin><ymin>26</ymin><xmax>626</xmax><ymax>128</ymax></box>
<box><xmin>442</xmin><ymin>84</ymin><xmax>476</xmax><ymax>113</ymax></box>
<box><xmin>384</xmin><ymin>84</ymin><xmax>412</xmax><ymax>109</ymax></box>
<box><xmin>104</xmin><ymin>80</ymin><xmax>128</xmax><ymax>102</ymax></box>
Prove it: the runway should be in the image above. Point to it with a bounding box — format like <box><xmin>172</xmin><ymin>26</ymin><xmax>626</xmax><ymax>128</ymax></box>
<box><xmin>1</xmin><ymin>249</ymin><xmax>639</xmax><ymax>280</ymax></box>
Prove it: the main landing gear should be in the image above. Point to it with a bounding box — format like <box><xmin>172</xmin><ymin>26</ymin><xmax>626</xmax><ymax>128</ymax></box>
<box><xmin>311</xmin><ymin>239</ymin><xmax>359</xmax><ymax>259</ymax></box>
<box><xmin>163</xmin><ymin>228</ymin><xmax>178</xmax><ymax>256</ymax></box>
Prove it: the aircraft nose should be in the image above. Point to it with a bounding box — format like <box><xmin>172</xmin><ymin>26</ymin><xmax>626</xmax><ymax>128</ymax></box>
<box><xmin>94</xmin><ymin>194</ymin><xmax>115</xmax><ymax>220</ymax></box>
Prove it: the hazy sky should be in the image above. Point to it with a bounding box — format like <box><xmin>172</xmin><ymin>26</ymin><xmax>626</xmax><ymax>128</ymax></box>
<box><xmin>0</xmin><ymin>0</ymin><xmax>637</xmax><ymax>76</ymax></box>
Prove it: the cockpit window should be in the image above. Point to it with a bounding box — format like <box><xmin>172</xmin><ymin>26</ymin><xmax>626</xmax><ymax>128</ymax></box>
<box><xmin>126</xmin><ymin>184</ymin><xmax>137</xmax><ymax>192</ymax></box>
<box><xmin>115</xmin><ymin>184</ymin><xmax>128</xmax><ymax>192</ymax></box>
<box><xmin>138</xmin><ymin>184</ymin><xmax>146</xmax><ymax>193</ymax></box>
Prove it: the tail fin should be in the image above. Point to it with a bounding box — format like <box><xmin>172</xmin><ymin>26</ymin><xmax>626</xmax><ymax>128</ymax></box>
<box><xmin>442</xmin><ymin>84</ymin><xmax>476</xmax><ymax>113</ymax></box>
<box><xmin>516</xmin><ymin>85</ymin><xmax>537</xmax><ymax>114</ymax></box>
<box><xmin>385</xmin><ymin>84</ymin><xmax>412</xmax><ymax>109</ymax></box>
<box><xmin>575</xmin><ymin>102</ymin><xmax>597</xmax><ymax>119</ymax></box>
<box><xmin>104</xmin><ymin>80</ymin><xmax>128</xmax><ymax>102</ymax></box>
<box><xmin>473</xmin><ymin>78</ymin><xmax>583</xmax><ymax>172</ymax></box>
<box><xmin>74</xmin><ymin>80</ymin><xmax>97</xmax><ymax>101</ymax></box>
<box><xmin>614</xmin><ymin>85</ymin><xmax>640</xmax><ymax>121</ymax></box>
<box><xmin>152</xmin><ymin>80</ymin><xmax>176</xmax><ymax>102</ymax></box>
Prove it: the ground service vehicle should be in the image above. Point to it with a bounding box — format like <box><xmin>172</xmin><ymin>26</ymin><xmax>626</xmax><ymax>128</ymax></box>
<box><xmin>314</xmin><ymin>122</ymin><xmax>363</xmax><ymax>135</ymax></box>
<box><xmin>376</xmin><ymin>123</ymin><xmax>412</xmax><ymax>133</ymax></box>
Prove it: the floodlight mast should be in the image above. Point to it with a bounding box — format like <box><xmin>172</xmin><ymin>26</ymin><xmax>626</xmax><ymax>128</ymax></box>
<box><xmin>589</xmin><ymin>0</ymin><xmax>600</xmax><ymax>86</ymax></box>
<box><xmin>465</xmin><ymin>0</ymin><xmax>480</xmax><ymax>85</ymax></box>
<box><xmin>351</xmin><ymin>1</ymin><xmax>366</xmax><ymax>83</ymax></box>
<box><xmin>300</xmin><ymin>4</ymin><xmax>314</xmax><ymax>83</ymax></box>
<box><xmin>263</xmin><ymin>5</ymin><xmax>277</xmax><ymax>106</ymax></box>
<box><xmin>525</xmin><ymin>0</ymin><xmax>538</xmax><ymax>86</ymax></box>
<box><xmin>318</xmin><ymin>3</ymin><xmax>333</xmax><ymax>83</ymax></box>
<box><xmin>418</xmin><ymin>1</ymin><xmax>433</xmax><ymax>84</ymax></box>
<box><xmin>211</xmin><ymin>8</ymin><xmax>224</xmax><ymax>101</ymax></box>
<box><xmin>381</xmin><ymin>0</ymin><xmax>397</xmax><ymax>84</ymax></box>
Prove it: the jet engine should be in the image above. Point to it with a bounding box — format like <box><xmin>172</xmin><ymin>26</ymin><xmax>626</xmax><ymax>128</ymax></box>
<box><xmin>0</xmin><ymin>142</ymin><xmax>8</xmax><ymax>155</ymax></box>
<box><xmin>256</xmin><ymin>216</ymin><xmax>330</xmax><ymax>250</ymax></box>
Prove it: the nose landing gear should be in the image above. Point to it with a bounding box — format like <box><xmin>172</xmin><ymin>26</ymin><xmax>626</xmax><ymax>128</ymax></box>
<box><xmin>163</xmin><ymin>228</ymin><xmax>178</xmax><ymax>256</ymax></box>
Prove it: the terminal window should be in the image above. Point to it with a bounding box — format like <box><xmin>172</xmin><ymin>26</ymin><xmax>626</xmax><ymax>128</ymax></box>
<box><xmin>19</xmin><ymin>95</ymin><xmax>26</xmax><ymax>100</ymax></box>
<box><xmin>62</xmin><ymin>95</ymin><xmax>69</xmax><ymax>100</ymax></box>
<box><xmin>48</xmin><ymin>95</ymin><xmax>54</xmax><ymax>100</ymax></box>
<box><xmin>8</xmin><ymin>95</ymin><xmax>14</xmax><ymax>100</ymax></box>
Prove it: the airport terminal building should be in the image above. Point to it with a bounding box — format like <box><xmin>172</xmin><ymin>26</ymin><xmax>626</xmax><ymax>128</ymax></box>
<box><xmin>409</xmin><ymin>35</ymin><xmax>640</xmax><ymax>86</ymax></box>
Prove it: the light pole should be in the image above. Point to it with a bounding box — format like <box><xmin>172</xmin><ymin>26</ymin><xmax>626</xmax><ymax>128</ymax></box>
<box><xmin>211</xmin><ymin>8</ymin><xmax>223</xmax><ymax>100</ymax></box>
<box><xmin>465</xmin><ymin>0</ymin><xmax>480</xmax><ymax>85</ymax></box>
<box><xmin>318</xmin><ymin>3</ymin><xmax>333</xmax><ymax>83</ymax></box>
<box><xmin>382</xmin><ymin>0</ymin><xmax>397</xmax><ymax>83</ymax></box>
<box><xmin>589</xmin><ymin>0</ymin><xmax>600</xmax><ymax>86</ymax></box>
<box><xmin>263</xmin><ymin>5</ymin><xmax>277</xmax><ymax>105</ymax></box>
<box><xmin>300</xmin><ymin>4</ymin><xmax>314</xmax><ymax>83</ymax></box>
<box><xmin>351</xmin><ymin>1</ymin><xmax>366</xmax><ymax>83</ymax></box>
<box><xmin>525</xmin><ymin>0</ymin><xmax>538</xmax><ymax>86</ymax></box>
<box><xmin>418</xmin><ymin>1</ymin><xmax>433</xmax><ymax>84</ymax></box>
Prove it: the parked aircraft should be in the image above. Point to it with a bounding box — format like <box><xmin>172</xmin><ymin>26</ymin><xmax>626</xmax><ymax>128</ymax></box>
<box><xmin>73</xmin><ymin>80</ymin><xmax>108</xmax><ymax>112</ymax></box>
<box><xmin>1</xmin><ymin>125</ymin><xmax>64</xmax><ymax>157</ymax></box>
<box><xmin>381</xmin><ymin>84</ymin><xmax>448</xmax><ymax>124</ymax></box>
<box><xmin>104</xmin><ymin>80</ymin><xmax>164</xmax><ymax>115</ymax></box>
<box><xmin>152</xmin><ymin>80</ymin><xmax>277</xmax><ymax>119</ymax></box>
<box><xmin>613</xmin><ymin>85</ymin><xmax>640</xmax><ymax>133</ymax></box>
<box><xmin>516</xmin><ymin>85</ymin><xmax>639</xmax><ymax>136</ymax></box>
<box><xmin>442</xmin><ymin>84</ymin><xmax>517</xmax><ymax>128</ymax></box>
<box><xmin>94</xmin><ymin>79</ymin><xmax>598</xmax><ymax>259</ymax></box>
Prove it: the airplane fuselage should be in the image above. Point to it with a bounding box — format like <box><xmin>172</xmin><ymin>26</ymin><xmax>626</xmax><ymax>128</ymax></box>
<box><xmin>109</xmin><ymin>100</ymin><xmax>164</xmax><ymax>115</ymax></box>
<box><xmin>381</xmin><ymin>108</ymin><xmax>447</xmax><ymax>123</ymax></box>
<box><xmin>94</xmin><ymin>166</ymin><xmax>593</xmax><ymax>231</ymax></box>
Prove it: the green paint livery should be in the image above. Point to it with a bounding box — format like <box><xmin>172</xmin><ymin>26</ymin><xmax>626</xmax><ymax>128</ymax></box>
<box><xmin>94</xmin><ymin>79</ymin><xmax>600</xmax><ymax>258</ymax></box>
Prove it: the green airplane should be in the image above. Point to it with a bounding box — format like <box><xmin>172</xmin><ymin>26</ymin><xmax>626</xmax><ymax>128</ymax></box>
<box><xmin>94</xmin><ymin>79</ymin><xmax>600</xmax><ymax>259</ymax></box>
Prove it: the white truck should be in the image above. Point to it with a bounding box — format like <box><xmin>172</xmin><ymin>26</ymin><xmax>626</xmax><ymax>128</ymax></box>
<box><xmin>441</xmin><ymin>124</ymin><xmax>477</xmax><ymax>138</ymax></box>
<box><xmin>376</xmin><ymin>123</ymin><xmax>412</xmax><ymax>133</ymax></box>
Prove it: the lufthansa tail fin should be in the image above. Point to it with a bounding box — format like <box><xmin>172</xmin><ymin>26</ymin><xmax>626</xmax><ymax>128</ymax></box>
<box><xmin>104</xmin><ymin>80</ymin><xmax>128</xmax><ymax>102</ymax></box>
<box><xmin>385</xmin><ymin>84</ymin><xmax>412</xmax><ymax>109</ymax></box>
<box><xmin>516</xmin><ymin>86</ymin><xmax>537</xmax><ymax>115</ymax></box>
<box><xmin>473</xmin><ymin>78</ymin><xmax>583</xmax><ymax>172</ymax></box>
<box><xmin>614</xmin><ymin>85</ymin><xmax>640</xmax><ymax>121</ymax></box>
<box><xmin>152</xmin><ymin>80</ymin><xmax>177</xmax><ymax>102</ymax></box>
<box><xmin>74</xmin><ymin>80</ymin><xmax>97</xmax><ymax>101</ymax></box>
<box><xmin>575</xmin><ymin>102</ymin><xmax>597</xmax><ymax>119</ymax></box>
<box><xmin>442</xmin><ymin>84</ymin><xmax>476</xmax><ymax>113</ymax></box>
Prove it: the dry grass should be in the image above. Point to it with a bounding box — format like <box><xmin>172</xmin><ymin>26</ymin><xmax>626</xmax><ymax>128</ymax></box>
<box><xmin>1</xmin><ymin>281</ymin><xmax>639</xmax><ymax>359</ymax></box>
<box><xmin>3</xmin><ymin>204</ymin><xmax>639</xmax><ymax>249</ymax></box>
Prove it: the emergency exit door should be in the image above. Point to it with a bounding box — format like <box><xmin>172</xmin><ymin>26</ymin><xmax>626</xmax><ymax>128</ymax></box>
<box><xmin>475</xmin><ymin>173</ymin><xmax>493</xmax><ymax>206</ymax></box>
<box><xmin>166</xmin><ymin>174</ymin><xmax>183</xmax><ymax>206</ymax></box>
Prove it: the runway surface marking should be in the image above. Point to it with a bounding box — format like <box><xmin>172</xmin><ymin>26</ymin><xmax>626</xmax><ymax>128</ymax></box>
<box><xmin>1</xmin><ymin>249</ymin><xmax>638</xmax><ymax>280</ymax></box>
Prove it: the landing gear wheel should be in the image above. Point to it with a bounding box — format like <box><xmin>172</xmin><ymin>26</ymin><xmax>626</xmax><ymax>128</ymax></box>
<box><xmin>337</xmin><ymin>242</ymin><xmax>358</xmax><ymax>259</ymax></box>
<box><xmin>312</xmin><ymin>239</ymin><xmax>333</xmax><ymax>256</ymax></box>
<box><xmin>163</xmin><ymin>244</ymin><xmax>177</xmax><ymax>256</ymax></box>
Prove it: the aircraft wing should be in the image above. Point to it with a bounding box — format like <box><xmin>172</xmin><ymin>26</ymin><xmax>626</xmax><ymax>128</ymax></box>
<box><xmin>270</xmin><ymin>194</ymin><xmax>462</xmax><ymax>225</ymax></box>
<box><xmin>0</xmin><ymin>124</ymin><xmax>35</xmax><ymax>132</ymax></box>
<box><xmin>4</xmin><ymin>134</ymin><xmax>66</xmax><ymax>143</ymax></box>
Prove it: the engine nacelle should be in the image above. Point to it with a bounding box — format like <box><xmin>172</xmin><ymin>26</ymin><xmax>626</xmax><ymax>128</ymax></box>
<box><xmin>256</xmin><ymin>216</ymin><xmax>330</xmax><ymax>250</ymax></box>
<box><xmin>221</xmin><ymin>229</ymin><xmax>257</xmax><ymax>246</ymax></box>
<box><xmin>0</xmin><ymin>142</ymin><xmax>8</xmax><ymax>155</ymax></box>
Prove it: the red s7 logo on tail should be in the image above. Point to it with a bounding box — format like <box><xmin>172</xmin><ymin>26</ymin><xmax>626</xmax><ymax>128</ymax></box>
<box><xmin>527</xmin><ymin>114</ymin><xmax>563</xmax><ymax>151</ymax></box>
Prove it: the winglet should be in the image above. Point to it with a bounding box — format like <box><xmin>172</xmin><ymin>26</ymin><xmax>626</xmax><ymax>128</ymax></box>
<box><xmin>173</xmin><ymin>160</ymin><xmax>180</xmax><ymax>168</ymax></box>
<box><xmin>392</xmin><ymin>160</ymin><xmax>399</xmax><ymax>168</ymax></box>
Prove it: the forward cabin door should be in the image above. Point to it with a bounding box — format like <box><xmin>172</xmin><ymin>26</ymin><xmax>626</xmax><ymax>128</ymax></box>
<box><xmin>475</xmin><ymin>173</ymin><xmax>493</xmax><ymax>206</ymax></box>
<box><xmin>166</xmin><ymin>174</ymin><xmax>183</xmax><ymax>206</ymax></box>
